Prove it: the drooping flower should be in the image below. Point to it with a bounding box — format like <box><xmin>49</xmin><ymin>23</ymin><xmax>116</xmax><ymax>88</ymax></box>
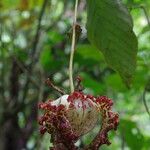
<box><xmin>38</xmin><ymin>90</ymin><xmax>119</xmax><ymax>150</ymax></box>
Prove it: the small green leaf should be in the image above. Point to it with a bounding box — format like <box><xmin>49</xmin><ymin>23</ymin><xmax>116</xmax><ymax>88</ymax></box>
<box><xmin>75</xmin><ymin>44</ymin><xmax>105</xmax><ymax>68</ymax></box>
<box><xmin>119</xmin><ymin>119</ymin><xmax>144</xmax><ymax>150</ymax></box>
<box><xmin>105</xmin><ymin>74</ymin><xmax>126</xmax><ymax>92</ymax></box>
<box><xmin>87</xmin><ymin>0</ymin><xmax>138</xmax><ymax>87</ymax></box>
<box><xmin>80</xmin><ymin>72</ymin><xmax>105</xmax><ymax>94</ymax></box>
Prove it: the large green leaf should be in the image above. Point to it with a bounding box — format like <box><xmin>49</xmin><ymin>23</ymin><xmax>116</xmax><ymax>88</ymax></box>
<box><xmin>87</xmin><ymin>0</ymin><xmax>138</xmax><ymax>87</ymax></box>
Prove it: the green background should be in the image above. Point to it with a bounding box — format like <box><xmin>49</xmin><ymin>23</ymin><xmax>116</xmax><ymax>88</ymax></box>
<box><xmin>0</xmin><ymin>0</ymin><xmax>150</xmax><ymax>149</ymax></box>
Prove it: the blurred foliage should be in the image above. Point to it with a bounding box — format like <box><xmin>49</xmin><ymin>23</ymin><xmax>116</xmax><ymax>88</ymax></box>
<box><xmin>0</xmin><ymin>0</ymin><xmax>150</xmax><ymax>150</ymax></box>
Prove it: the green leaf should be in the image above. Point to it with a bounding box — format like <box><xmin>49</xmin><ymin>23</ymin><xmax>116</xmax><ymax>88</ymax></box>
<box><xmin>80</xmin><ymin>72</ymin><xmax>105</xmax><ymax>94</ymax></box>
<box><xmin>75</xmin><ymin>44</ymin><xmax>105</xmax><ymax>68</ymax></box>
<box><xmin>76</xmin><ymin>44</ymin><xmax>104</xmax><ymax>62</ymax></box>
<box><xmin>87</xmin><ymin>0</ymin><xmax>138</xmax><ymax>87</ymax></box>
<box><xmin>105</xmin><ymin>74</ymin><xmax>126</xmax><ymax>92</ymax></box>
<box><xmin>40</xmin><ymin>47</ymin><xmax>67</xmax><ymax>72</ymax></box>
<box><xmin>119</xmin><ymin>119</ymin><xmax>144</xmax><ymax>150</ymax></box>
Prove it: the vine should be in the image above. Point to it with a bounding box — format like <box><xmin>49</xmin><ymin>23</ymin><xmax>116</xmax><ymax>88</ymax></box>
<box><xmin>69</xmin><ymin>0</ymin><xmax>79</xmax><ymax>93</ymax></box>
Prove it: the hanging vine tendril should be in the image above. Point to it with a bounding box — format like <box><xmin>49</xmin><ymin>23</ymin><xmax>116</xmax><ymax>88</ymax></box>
<box><xmin>69</xmin><ymin>0</ymin><xmax>79</xmax><ymax>93</ymax></box>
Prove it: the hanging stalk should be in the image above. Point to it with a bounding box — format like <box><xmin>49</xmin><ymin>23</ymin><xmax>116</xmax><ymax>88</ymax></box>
<box><xmin>69</xmin><ymin>0</ymin><xmax>79</xmax><ymax>93</ymax></box>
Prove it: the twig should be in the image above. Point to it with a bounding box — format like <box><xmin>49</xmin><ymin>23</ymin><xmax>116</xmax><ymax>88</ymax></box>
<box><xmin>129</xmin><ymin>5</ymin><xmax>150</xmax><ymax>28</ymax></box>
<box><xmin>45</xmin><ymin>78</ymin><xmax>65</xmax><ymax>95</ymax></box>
<box><xmin>21</xmin><ymin>0</ymin><xmax>48</xmax><ymax>104</ymax></box>
<box><xmin>0</xmin><ymin>25</ymin><xmax>5</xmax><ymax>101</ymax></box>
<box><xmin>31</xmin><ymin>0</ymin><xmax>48</xmax><ymax>59</ymax></box>
<box><xmin>69</xmin><ymin>0</ymin><xmax>79</xmax><ymax>93</ymax></box>
<box><xmin>141</xmin><ymin>5</ymin><xmax>150</xmax><ymax>28</ymax></box>
<box><xmin>121</xmin><ymin>132</ymin><xmax>125</xmax><ymax>150</ymax></box>
<box><xmin>142</xmin><ymin>88</ymin><xmax>150</xmax><ymax>118</ymax></box>
<box><xmin>75</xmin><ymin>76</ymin><xmax>84</xmax><ymax>92</ymax></box>
<box><xmin>12</xmin><ymin>56</ymin><xmax>40</xmax><ymax>89</ymax></box>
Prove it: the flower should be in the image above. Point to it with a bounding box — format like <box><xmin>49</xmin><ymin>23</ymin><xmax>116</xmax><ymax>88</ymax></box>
<box><xmin>38</xmin><ymin>91</ymin><xmax>119</xmax><ymax>150</ymax></box>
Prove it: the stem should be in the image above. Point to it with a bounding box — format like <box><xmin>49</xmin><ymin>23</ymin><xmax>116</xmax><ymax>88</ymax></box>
<box><xmin>141</xmin><ymin>6</ymin><xmax>150</xmax><ymax>28</ymax></box>
<box><xmin>143</xmin><ymin>88</ymin><xmax>150</xmax><ymax>118</ymax></box>
<box><xmin>69</xmin><ymin>0</ymin><xmax>79</xmax><ymax>93</ymax></box>
<box><xmin>45</xmin><ymin>78</ymin><xmax>65</xmax><ymax>95</ymax></box>
<box><xmin>22</xmin><ymin>0</ymin><xmax>48</xmax><ymax>98</ymax></box>
<box><xmin>129</xmin><ymin>5</ymin><xmax>150</xmax><ymax>28</ymax></box>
